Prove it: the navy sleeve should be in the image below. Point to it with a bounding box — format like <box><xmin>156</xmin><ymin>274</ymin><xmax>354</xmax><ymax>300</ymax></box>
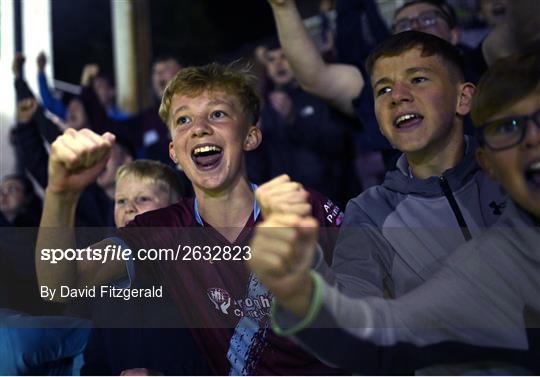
<box><xmin>11</xmin><ymin>116</ymin><xmax>52</xmax><ymax>187</ymax></box>
<box><xmin>81</xmin><ymin>86</ymin><xmax>143</xmax><ymax>151</ymax></box>
<box><xmin>336</xmin><ymin>0</ymin><xmax>390</xmax><ymax>64</ymax></box>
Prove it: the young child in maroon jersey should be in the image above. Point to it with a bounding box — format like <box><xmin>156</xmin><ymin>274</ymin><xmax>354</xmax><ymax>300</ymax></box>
<box><xmin>36</xmin><ymin>63</ymin><xmax>344</xmax><ymax>375</ymax></box>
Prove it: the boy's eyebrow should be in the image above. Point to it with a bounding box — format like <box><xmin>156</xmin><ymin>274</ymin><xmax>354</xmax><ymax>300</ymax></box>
<box><xmin>405</xmin><ymin>67</ymin><xmax>435</xmax><ymax>76</ymax></box>
<box><xmin>207</xmin><ymin>99</ymin><xmax>234</xmax><ymax>108</ymax></box>
<box><xmin>171</xmin><ymin>99</ymin><xmax>234</xmax><ymax>116</ymax></box>
<box><xmin>373</xmin><ymin>67</ymin><xmax>435</xmax><ymax>88</ymax></box>
<box><xmin>114</xmin><ymin>189</ymin><xmax>155</xmax><ymax>198</ymax></box>
<box><xmin>373</xmin><ymin>77</ymin><xmax>392</xmax><ymax>89</ymax></box>
<box><xmin>172</xmin><ymin>105</ymin><xmax>188</xmax><ymax>116</ymax></box>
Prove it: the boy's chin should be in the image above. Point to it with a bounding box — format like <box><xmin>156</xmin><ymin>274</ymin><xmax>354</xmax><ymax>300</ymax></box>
<box><xmin>192</xmin><ymin>175</ymin><xmax>227</xmax><ymax>192</ymax></box>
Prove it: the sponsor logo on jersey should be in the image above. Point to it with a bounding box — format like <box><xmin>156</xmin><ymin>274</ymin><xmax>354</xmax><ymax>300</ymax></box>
<box><xmin>323</xmin><ymin>199</ymin><xmax>344</xmax><ymax>225</ymax></box>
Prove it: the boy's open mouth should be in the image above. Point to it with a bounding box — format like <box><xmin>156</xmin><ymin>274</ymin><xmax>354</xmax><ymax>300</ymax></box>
<box><xmin>394</xmin><ymin>113</ymin><xmax>424</xmax><ymax>129</ymax></box>
<box><xmin>525</xmin><ymin>160</ymin><xmax>540</xmax><ymax>192</ymax></box>
<box><xmin>191</xmin><ymin>144</ymin><xmax>223</xmax><ymax>171</ymax></box>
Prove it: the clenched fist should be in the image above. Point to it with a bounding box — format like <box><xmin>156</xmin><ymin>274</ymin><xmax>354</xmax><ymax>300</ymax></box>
<box><xmin>37</xmin><ymin>52</ymin><xmax>47</xmax><ymax>72</ymax></box>
<box><xmin>17</xmin><ymin>98</ymin><xmax>39</xmax><ymax>123</ymax></box>
<box><xmin>12</xmin><ymin>53</ymin><xmax>25</xmax><ymax>78</ymax></box>
<box><xmin>80</xmin><ymin>64</ymin><xmax>99</xmax><ymax>87</ymax></box>
<box><xmin>248</xmin><ymin>213</ymin><xmax>318</xmax><ymax>316</ymax></box>
<box><xmin>48</xmin><ymin>128</ymin><xmax>115</xmax><ymax>194</ymax></box>
<box><xmin>256</xmin><ymin>174</ymin><xmax>311</xmax><ymax>219</ymax></box>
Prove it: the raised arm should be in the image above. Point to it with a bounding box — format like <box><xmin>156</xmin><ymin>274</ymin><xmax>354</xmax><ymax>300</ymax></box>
<box><xmin>35</xmin><ymin>129</ymin><xmax>124</xmax><ymax>300</ymax></box>
<box><xmin>11</xmin><ymin>99</ymin><xmax>50</xmax><ymax>187</ymax></box>
<box><xmin>79</xmin><ymin>64</ymin><xmax>143</xmax><ymax>152</ymax></box>
<box><xmin>268</xmin><ymin>0</ymin><xmax>365</xmax><ymax>116</ymax></box>
<box><xmin>36</xmin><ymin>52</ymin><xmax>67</xmax><ymax>119</ymax></box>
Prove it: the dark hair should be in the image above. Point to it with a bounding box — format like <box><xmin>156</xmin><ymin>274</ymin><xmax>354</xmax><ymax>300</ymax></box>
<box><xmin>365</xmin><ymin>30</ymin><xmax>465</xmax><ymax>80</ymax></box>
<box><xmin>61</xmin><ymin>92</ymin><xmax>76</xmax><ymax>107</ymax></box>
<box><xmin>94</xmin><ymin>71</ymin><xmax>115</xmax><ymax>87</ymax></box>
<box><xmin>1</xmin><ymin>174</ymin><xmax>42</xmax><ymax>225</ymax></box>
<box><xmin>259</xmin><ymin>37</ymin><xmax>281</xmax><ymax>52</ymax></box>
<box><xmin>3</xmin><ymin>174</ymin><xmax>35</xmax><ymax>197</ymax></box>
<box><xmin>471</xmin><ymin>41</ymin><xmax>540</xmax><ymax>127</ymax></box>
<box><xmin>394</xmin><ymin>0</ymin><xmax>456</xmax><ymax>29</ymax></box>
<box><xmin>64</xmin><ymin>96</ymin><xmax>92</xmax><ymax>124</ymax></box>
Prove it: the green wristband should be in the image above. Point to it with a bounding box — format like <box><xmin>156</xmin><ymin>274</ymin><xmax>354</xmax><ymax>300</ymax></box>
<box><xmin>271</xmin><ymin>271</ymin><xmax>324</xmax><ymax>336</ymax></box>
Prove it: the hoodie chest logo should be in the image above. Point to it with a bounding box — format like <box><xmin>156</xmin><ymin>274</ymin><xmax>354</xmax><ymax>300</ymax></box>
<box><xmin>489</xmin><ymin>200</ymin><xmax>506</xmax><ymax>215</ymax></box>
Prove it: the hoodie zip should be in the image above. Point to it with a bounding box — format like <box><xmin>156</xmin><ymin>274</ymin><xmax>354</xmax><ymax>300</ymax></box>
<box><xmin>439</xmin><ymin>176</ymin><xmax>472</xmax><ymax>241</ymax></box>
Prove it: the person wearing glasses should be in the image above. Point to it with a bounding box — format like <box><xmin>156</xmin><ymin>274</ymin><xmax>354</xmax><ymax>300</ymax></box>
<box><xmin>392</xmin><ymin>0</ymin><xmax>490</xmax><ymax>83</ymax></box>
<box><xmin>249</xmin><ymin>44</ymin><xmax>540</xmax><ymax>374</ymax></box>
<box><xmin>392</xmin><ymin>0</ymin><xmax>458</xmax><ymax>42</ymax></box>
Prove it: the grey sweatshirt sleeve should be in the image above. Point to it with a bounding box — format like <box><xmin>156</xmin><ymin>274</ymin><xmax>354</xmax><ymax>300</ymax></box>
<box><xmin>272</xmin><ymin>234</ymin><xmax>532</xmax><ymax>373</ymax></box>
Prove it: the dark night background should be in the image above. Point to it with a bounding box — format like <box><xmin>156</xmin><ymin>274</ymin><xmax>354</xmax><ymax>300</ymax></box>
<box><xmin>51</xmin><ymin>0</ymin><xmax>320</xmax><ymax>85</ymax></box>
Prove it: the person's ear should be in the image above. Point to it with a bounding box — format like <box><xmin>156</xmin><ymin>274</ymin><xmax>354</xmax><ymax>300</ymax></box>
<box><xmin>476</xmin><ymin>147</ymin><xmax>497</xmax><ymax>180</ymax></box>
<box><xmin>243</xmin><ymin>126</ymin><xmax>262</xmax><ymax>151</ymax></box>
<box><xmin>456</xmin><ymin>83</ymin><xmax>475</xmax><ymax>116</ymax></box>
<box><xmin>169</xmin><ymin>142</ymin><xmax>178</xmax><ymax>164</ymax></box>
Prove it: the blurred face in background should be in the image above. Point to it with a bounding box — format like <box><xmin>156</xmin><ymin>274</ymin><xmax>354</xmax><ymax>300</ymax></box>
<box><xmin>152</xmin><ymin>58</ymin><xmax>181</xmax><ymax>99</ymax></box>
<box><xmin>393</xmin><ymin>2</ymin><xmax>458</xmax><ymax>45</ymax></box>
<box><xmin>265</xmin><ymin>48</ymin><xmax>294</xmax><ymax>87</ymax></box>
<box><xmin>0</xmin><ymin>177</ymin><xmax>27</xmax><ymax>221</ymax></box>
<box><xmin>505</xmin><ymin>0</ymin><xmax>540</xmax><ymax>47</ymax></box>
<box><xmin>66</xmin><ymin>98</ymin><xmax>89</xmax><ymax>130</ymax></box>
<box><xmin>479</xmin><ymin>0</ymin><xmax>507</xmax><ymax>28</ymax></box>
<box><xmin>319</xmin><ymin>0</ymin><xmax>334</xmax><ymax>12</ymax></box>
<box><xmin>93</xmin><ymin>77</ymin><xmax>116</xmax><ymax>108</ymax></box>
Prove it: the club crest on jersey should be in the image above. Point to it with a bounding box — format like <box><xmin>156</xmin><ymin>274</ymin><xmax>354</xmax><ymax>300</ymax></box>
<box><xmin>206</xmin><ymin>287</ymin><xmax>272</xmax><ymax>320</ymax></box>
<box><xmin>207</xmin><ymin>288</ymin><xmax>232</xmax><ymax>314</ymax></box>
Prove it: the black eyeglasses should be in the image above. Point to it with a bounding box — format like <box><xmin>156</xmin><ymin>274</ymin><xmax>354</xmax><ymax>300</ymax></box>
<box><xmin>476</xmin><ymin>108</ymin><xmax>540</xmax><ymax>151</ymax></box>
<box><xmin>392</xmin><ymin>10</ymin><xmax>449</xmax><ymax>33</ymax></box>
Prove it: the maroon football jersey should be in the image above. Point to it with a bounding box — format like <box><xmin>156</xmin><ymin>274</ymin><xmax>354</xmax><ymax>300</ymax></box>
<box><xmin>116</xmin><ymin>190</ymin><xmax>344</xmax><ymax>375</ymax></box>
